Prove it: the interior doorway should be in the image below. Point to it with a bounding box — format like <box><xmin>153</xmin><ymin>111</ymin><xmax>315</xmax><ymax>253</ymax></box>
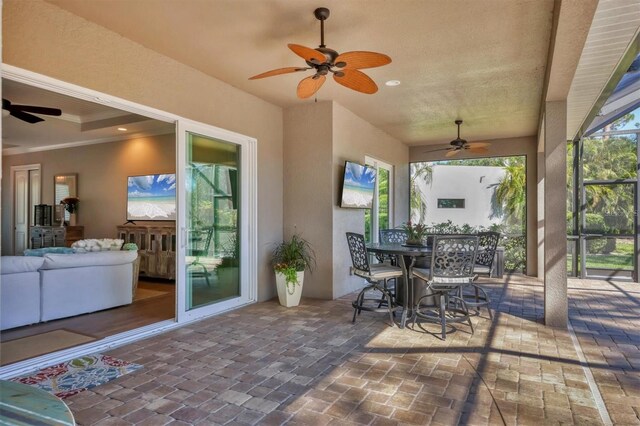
<box><xmin>10</xmin><ymin>164</ymin><xmax>41</xmax><ymax>255</ymax></box>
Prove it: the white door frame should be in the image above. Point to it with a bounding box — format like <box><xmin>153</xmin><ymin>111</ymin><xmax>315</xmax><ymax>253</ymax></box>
<box><xmin>10</xmin><ymin>163</ymin><xmax>41</xmax><ymax>254</ymax></box>
<box><xmin>176</xmin><ymin>120</ymin><xmax>258</xmax><ymax>322</ymax></box>
<box><xmin>0</xmin><ymin>65</ymin><xmax>258</xmax><ymax>378</ymax></box>
<box><xmin>365</xmin><ymin>156</ymin><xmax>394</xmax><ymax>242</ymax></box>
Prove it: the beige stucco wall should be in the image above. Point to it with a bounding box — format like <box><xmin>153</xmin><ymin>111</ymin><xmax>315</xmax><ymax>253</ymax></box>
<box><xmin>409</xmin><ymin>136</ymin><xmax>538</xmax><ymax>276</ymax></box>
<box><xmin>3</xmin><ymin>0</ymin><xmax>283</xmax><ymax>301</ymax></box>
<box><xmin>1</xmin><ymin>135</ymin><xmax>175</xmax><ymax>254</ymax></box>
<box><xmin>283</xmin><ymin>101</ymin><xmax>409</xmax><ymax>300</ymax></box>
<box><xmin>332</xmin><ymin>102</ymin><xmax>409</xmax><ymax>298</ymax></box>
<box><xmin>282</xmin><ymin>102</ymin><xmax>334</xmax><ymax>300</ymax></box>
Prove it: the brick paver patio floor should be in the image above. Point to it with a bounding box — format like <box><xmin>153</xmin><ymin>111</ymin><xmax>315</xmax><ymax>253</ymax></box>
<box><xmin>62</xmin><ymin>275</ymin><xmax>640</xmax><ymax>425</ymax></box>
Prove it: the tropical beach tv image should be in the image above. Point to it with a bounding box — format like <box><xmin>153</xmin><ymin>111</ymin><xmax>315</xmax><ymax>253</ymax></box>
<box><xmin>127</xmin><ymin>174</ymin><xmax>176</xmax><ymax>221</ymax></box>
<box><xmin>340</xmin><ymin>161</ymin><xmax>376</xmax><ymax>208</ymax></box>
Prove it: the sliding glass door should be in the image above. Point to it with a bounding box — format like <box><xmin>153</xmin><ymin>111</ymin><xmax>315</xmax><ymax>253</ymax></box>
<box><xmin>177</xmin><ymin>120</ymin><xmax>257</xmax><ymax>321</ymax></box>
<box><xmin>364</xmin><ymin>157</ymin><xmax>393</xmax><ymax>243</ymax></box>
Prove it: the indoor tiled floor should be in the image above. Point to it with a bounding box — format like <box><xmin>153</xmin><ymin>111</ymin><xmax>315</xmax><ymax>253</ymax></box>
<box><xmin>62</xmin><ymin>275</ymin><xmax>640</xmax><ymax>425</ymax></box>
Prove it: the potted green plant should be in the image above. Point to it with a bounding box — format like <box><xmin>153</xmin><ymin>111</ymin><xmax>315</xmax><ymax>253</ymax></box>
<box><xmin>402</xmin><ymin>221</ymin><xmax>428</xmax><ymax>246</ymax></box>
<box><xmin>272</xmin><ymin>234</ymin><xmax>316</xmax><ymax>307</ymax></box>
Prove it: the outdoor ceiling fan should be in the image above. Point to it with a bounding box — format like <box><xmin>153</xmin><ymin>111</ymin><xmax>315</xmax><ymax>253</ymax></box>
<box><xmin>2</xmin><ymin>98</ymin><xmax>62</xmax><ymax>124</ymax></box>
<box><xmin>425</xmin><ymin>120</ymin><xmax>491</xmax><ymax>158</ymax></box>
<box><xmin>249</xmin><ymin>7</ymin><xmax>392</xmax><ymax>99</ymax></box>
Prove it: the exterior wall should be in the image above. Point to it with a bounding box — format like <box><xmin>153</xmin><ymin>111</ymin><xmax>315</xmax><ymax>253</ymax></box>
<box><xmin>283</xmin><ymin>101</ymin><xmax>409</xmax><ymax>300</ymax></box>
<box><xmin>1</xmin><ymin>135</ymin><xmax>175</xmax><ymax>254</ymax></box>
<box><xmin>3</xmin><ymin>0</ymin><xmax>284</xmax><ymax>301</ymax></box>
<box><xmin>332</xmin><ymin>102</ymin><xmax>409</xmax><ymax>299</ymax></box>
<box><xmin>422</xmin><ymin>165</ymin><xmax>506</xmax><ymax>228</ymax></box>
<box><xmin>409</xmin><ymin>136</ymin><xmax>538</xmax><ymax>276</ymax></box>
<box><xmin>283</xmin><ymin>102</ymin><xmax>334</xmax><ymax>300</ymax></box>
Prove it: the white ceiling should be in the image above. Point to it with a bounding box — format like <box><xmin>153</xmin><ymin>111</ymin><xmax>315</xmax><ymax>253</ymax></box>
<box><xmin>47</xmin><ymin>0</ymin><xmax>555</xmax><ymax>146</ymax></box>
<box><xmin>2</xmin><ymin>79</ymin><xmax>174</xmax><ymax>153</ymax></box>
<box><xmin>567</xmin><ymin>0</ymin><xmax>640</xmax><ymax>140</ymax></box>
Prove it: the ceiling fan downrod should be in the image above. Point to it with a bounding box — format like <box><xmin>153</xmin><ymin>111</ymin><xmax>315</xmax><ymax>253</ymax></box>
<box><xmin>455</xmin><ymin>119</ymin><xmax>463</xmax><ymax>139</ymax></box>
<box><xmin>314</xmin><ymin>7</ymin><xmax>330</xmax><ymax>48</ymax></box>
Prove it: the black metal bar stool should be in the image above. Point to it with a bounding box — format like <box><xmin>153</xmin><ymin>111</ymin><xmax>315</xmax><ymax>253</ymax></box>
<box><xmin>460</xmin><ymin>231</ymin><xmax>500</xmax><ymax>319</ymax></box>
<box><xmin>411</xmin><ymin>235</ymin><xmax>478</xmax><ymax>339</ymax></box>
<box><xmin>346</xmin><ymin>232</ymin><xmax>403</xmax><ymax>326</ymax></box>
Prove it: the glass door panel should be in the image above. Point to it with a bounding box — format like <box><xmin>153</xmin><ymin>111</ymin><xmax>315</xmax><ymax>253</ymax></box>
<box><xmin>365</xmin><ymin>157</ymin><xmax>393</xmax><ymax>244</ymax></box>
<box><xmin>584</xmin><ymin>183</ymin><xmax>634</xmax><ymax>235</ymax></box>
<box><xmin>186</xmin><ymin>133</ymin><xmax>240</xmax><ymax>309</ymax></box>
<box><xmin>378</xmin><ymin>167</ymin><xmax>390</xmax><ymax>231</ymax></box>
<box><xmin>582</xmin><ymin>182</ymin><xmax>636</xmax><ymax>279</ymax></box>
<box><xmin>584</xmin><ymin>236</ymin><xmax>633</xmax><ymax>275</ymax></box>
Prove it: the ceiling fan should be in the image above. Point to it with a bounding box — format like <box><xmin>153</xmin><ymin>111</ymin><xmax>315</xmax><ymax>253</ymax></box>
<box><xmin>426</xmin><ymin>120</ymin><xmax>490</xmax><ymax>158</ymax></box>
<box><xmin>249</xmin><ymin>7</ymin><xmax>391</xmax><ymax>99</ymax></box>
<box><xmin>2</xmin><ymin>98</ymin><xmax>62</xmax><ymax>124</ymax></box>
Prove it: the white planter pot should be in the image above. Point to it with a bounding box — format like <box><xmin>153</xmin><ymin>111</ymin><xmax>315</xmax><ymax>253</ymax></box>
<box><xmin>275</xmin><ymin>271</ymin><xmax>304</xmax><ymax>307</ymax></box>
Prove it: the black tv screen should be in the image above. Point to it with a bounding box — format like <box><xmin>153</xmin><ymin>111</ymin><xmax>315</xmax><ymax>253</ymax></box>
<box><xmin>340</xmin><ymin>161</ymin><xmax>376</xmax><ymax>209</ymax></box>
<box><xmin>127</xmin><ymin>174</ymin><xmax>176</xmax><ymax>221</ymax></box>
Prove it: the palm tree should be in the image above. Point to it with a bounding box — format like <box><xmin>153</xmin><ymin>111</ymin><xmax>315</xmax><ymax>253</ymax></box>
<box><xmin>493</xmin><ymin>158</ymin><xmax>526</xmax><ymax>228</ymax></box>
<box><xmin>409</xmin><ymin>163</ymin><xmax>433</xmax><ymax>222</ymax></box>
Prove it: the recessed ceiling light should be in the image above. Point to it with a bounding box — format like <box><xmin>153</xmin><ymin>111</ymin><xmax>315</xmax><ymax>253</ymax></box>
<box><xmin>385</xmin><ymin>80</ymin><xmax>401</xmax><ymax>87</ymax></box>
<box><xmin>117</xmin><ymin>127</ymin><xmax>127</xmax><ymax>131</ymax></box>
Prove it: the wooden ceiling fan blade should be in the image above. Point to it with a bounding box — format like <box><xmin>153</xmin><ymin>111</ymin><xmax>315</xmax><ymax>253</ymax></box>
<box><xmin>297</xmin><ymin>75</ymin><xmax>326</xmax><ymax>99</ymax></box>
<box><xmin>12</xmin><ymin>104</ymin><xmax>62</xmax><ymax>116</ymax></box>
<box><xmin>467</xmin><ymin>142</ymin><xmax>490</xmax><ymax>148</ymax></box>
<box><xmin>468</xmin><ymin>146</ymin><xmax>489</xmax><ymax>154</ymax></box>
<box><xmin>333</xmin><ymin>69</ymin><xmax>378</xmax><ymax>94</ymax></box>
<box><xmin>335</xmin><ymin>51</ymin><xmax>392</xmax><ymax>69</ymax></box>
<box><xmin>249</xmin><ymin>67</ymin><xmax>308</xmax><ymax>80</ymax></box>
<box><xmin>288</xmin><ymin>44</ymin><xmax>325</xmax><ymax>65</ymax></box>
<box><xmin>423</xmin><ymin>147</ymin><xmax>450</xmax><ymax>153</ymax></box>
<box><xmin>445</xmin><ymin>149</ymin><xmax>460</xmax><ymax>158</ymax></box>
<box><xmin>10</xmin><ymin>110</ymin><xmax>44</xmax><ymax>124</ymax></box>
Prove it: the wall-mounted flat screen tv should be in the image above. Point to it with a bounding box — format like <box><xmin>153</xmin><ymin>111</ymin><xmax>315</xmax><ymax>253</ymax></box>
<box><xmin>127</xmin><ymin>174</ymin><xmax>176</xmax><ymax>221</ymax></box>
<box><xmin>340</xmin><ymin>161</ymin><xmax>376</xmax><ymax>209</ymax></box>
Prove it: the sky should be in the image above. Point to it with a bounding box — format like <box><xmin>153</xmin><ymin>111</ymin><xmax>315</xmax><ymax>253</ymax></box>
<box><xmin>128</xmin><ymin>174</ymin><xmax>176</xmax><ymax>198</ymax></box>
<box><xmin>344</xmin><ymin>162</ymin><xmax>376</xmax><ymax>189</ymax></box>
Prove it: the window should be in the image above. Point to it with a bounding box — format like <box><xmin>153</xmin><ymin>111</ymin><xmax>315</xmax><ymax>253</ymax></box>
<box><xmin>437</xmin><ymin>198</ymin><xmax>465</xmax><ymax>208</ymax></box>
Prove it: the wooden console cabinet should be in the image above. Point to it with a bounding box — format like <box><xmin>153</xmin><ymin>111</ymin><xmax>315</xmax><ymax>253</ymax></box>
<box><xmin>117</xmin><ymin>224</ymin><xmax>176</xmax><ymax>280</ymax></box>
<box><xmin>30</xmin><ymin>226</ymin><xmax>84</xmax><ymax>248</ymax></box>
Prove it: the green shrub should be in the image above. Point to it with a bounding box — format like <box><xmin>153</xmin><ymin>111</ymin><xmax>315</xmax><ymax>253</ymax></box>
<box><xmin>427</xmin><ymin>221</ymin><xmax>526</xmax><ymax>273</ymax></box>
<box><xmin>585</xmin><ymin>214</ymin><xmax>608</xmax><ymax>253</ymax></box>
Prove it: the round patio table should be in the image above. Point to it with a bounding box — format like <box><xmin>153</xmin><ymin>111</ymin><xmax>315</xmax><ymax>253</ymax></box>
<box><xmin>366</xmin><ymin>243</ymin><xmax>433</xmax><ymax>328</ymax></box>
<box><xmin>0</xmin><ymin>380</ymin><xmax>75</xmax><ymax>425</ymax></box>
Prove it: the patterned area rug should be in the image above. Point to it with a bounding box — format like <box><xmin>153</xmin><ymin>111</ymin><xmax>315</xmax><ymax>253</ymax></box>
<box><xmin>10</xmin><ymin>354</ymin><xmax>142</xmax><ymax>399</ymax></box>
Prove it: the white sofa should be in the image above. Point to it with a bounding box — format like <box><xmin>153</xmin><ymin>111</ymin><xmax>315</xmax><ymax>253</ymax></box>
<box><xmin>1</xmin><ymin>251</ymin><xmax>138</xmax><ymax>330</ymax></box>
<box><xmin>1</xmin><ymin>256</ymin><xmax>45</xmax><ymax>330</ymax></box>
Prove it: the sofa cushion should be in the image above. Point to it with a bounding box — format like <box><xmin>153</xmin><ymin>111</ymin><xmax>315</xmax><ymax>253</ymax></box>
<box><xmin>24</xmin><ymin>247</ymin><xmax>75</xmax><ymax>257</ymax></box>
<box><xmin>41</xmin><ymin>251</ymin><xmax>137</xmax><ymax>270</ymax></box>
<box><xmin>1</xmin><ymin>256</ymin><xmax>45</xmax><ymax>274</ymax></box>
<box><xmin>71</xmin><ymin>238</ymin><xmax>124</xmax><ymax>252</ymax></box>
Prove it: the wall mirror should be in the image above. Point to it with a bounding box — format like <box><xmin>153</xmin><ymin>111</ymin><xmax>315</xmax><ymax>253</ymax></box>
<box><xmin>54</xmin><ymin>173</ymin><xmax>78</xmax><ymax>222</ymax></box>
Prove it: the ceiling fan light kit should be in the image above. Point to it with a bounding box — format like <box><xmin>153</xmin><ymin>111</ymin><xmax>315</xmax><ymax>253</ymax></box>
<box><xmin>425</xmin><ymin>120</ymin><xmax>491</xmax><ymax>157</ymax></box>
<box><xmin>249</xmin><ymin>7</ymin><xmax>391</xmax><ymax>99</ymax></box>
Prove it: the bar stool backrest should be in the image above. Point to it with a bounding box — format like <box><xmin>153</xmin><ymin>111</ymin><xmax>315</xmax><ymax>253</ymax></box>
<box><xmin>431</xmin><ymin>235</ymin><xmax>479</xmax><ymax>280</ymax></box>
<box><xmin>476</xmin><ymin>231</ymin><xmax>500</xmax><ymax>268</ymax></box>
<box><xmin>346</xmin><ymin>232</ymin><xmax>371</xmax><ymax>274</ymax></box>
<box><xmin>379</xmin><ymin>229</ymin><xmax>408</xmax><ymax>244</ymax></box>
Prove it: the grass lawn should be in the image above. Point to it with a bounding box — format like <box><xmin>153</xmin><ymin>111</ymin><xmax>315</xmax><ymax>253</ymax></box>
<box><xmin>569</xmin><ymin>239</ymin><xmax>634</xmax><ymax>271</ymax></box>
